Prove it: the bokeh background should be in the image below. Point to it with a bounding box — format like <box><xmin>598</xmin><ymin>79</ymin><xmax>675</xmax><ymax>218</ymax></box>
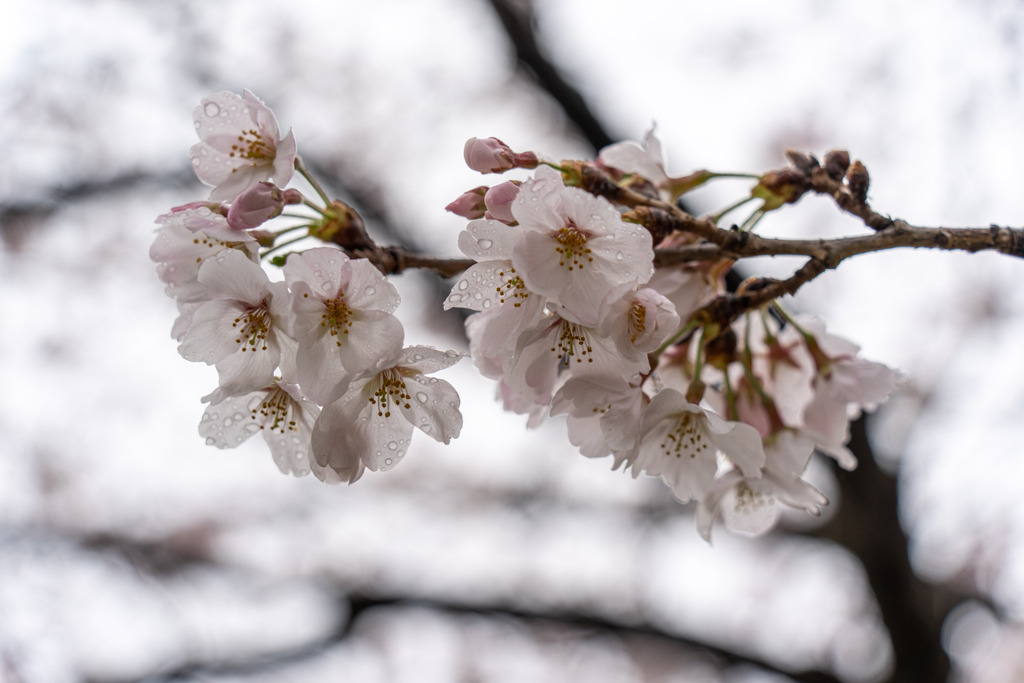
<box><xmin>3</xmin><ymin>1</ymin><xmax>1024</xmax><ymax>681</ymax></box>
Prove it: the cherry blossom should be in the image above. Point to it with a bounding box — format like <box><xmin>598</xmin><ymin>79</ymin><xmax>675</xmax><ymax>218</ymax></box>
<box><xmin>599</xmin><ymin>127</ymin><xmax>669</xmax><ymax>189</ymax></box>
<box><xmin>199</xmin><ymin>381</ymin><xmax>335</xmax><ymax>481</ymax></box>
<box><xmin>311</xmin><ymin>346</ymin><xmax>465</xmax><ymax>481</ymax></box>
<box><xmin>511</xmin><ymin>166</ymin><xmax>654</xmax><ymax>324</ymax></box>
<box><xmin>633</xmin><ymin>389</ymin><xmax>765</xmax><ymax>503</ymax></box>
<box><xmin>283</xmin><ymin>247</ymin><xmax>404</xmax><ymax>404</ymax></box>
<box><xmin>178</xmin><ymin>249</ymin><xmax>293</xmax><ymax>399</ymax></box>
<box><xmin>191</xmin><ymin>90</ymin><xmax>297</xmax><ymax>202</ymax></box>
<box><xmin>696</xmin><ymin>431</ymin><xmax>826</xmax><ymax>541</ymax></box>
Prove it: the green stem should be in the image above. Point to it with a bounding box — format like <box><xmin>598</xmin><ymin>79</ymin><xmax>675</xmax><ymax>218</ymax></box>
<box><xmin>711</xmin><ymin>196</ymin><xmax>757</xmax><ymax>225</ymax></box>
<box><xmin>295</xmin><ymin>156</ymin><xmax>331</xmax><ymax>206</ymax></box>
<box><xmin>261</xmin><ymin>234</ymin><xmax>309</xmax><ymax>261</ymax></box>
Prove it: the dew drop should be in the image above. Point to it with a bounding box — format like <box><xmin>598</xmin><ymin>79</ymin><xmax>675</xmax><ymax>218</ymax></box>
<box><xmin>385</xmin><ymin>457</ymin><xmax>393</xmax><ymax>466</ymax></box>
<box><xmin>233</xmin><ymin>412</ymin><xmax>244</xmax><ymax>421</ymax></box>
<box><xmin>477</xmin><ymin>239</ymin><xmax>493</xmax><ymax>249</ymax></box>
<box><xmin>205</xmin><ymin>437</ymin><xmax>216</xmax><ymax>445</ymax></box>
<box><xmin>416</xmin><ymin>391</ymin><xmax>429</xmax><ymax>403</ymax></box>
<box><xmin>365</xmin><ymin>286</ymin><xmax>376</xmax><ymax>295</ymax></box>
<box><xmin>223</xmin><ymin>416</ymin><xmax>233</xmax><ymax>427</ymax></box>
<box><xmin>203</xmin><ymin>102</ymin><xmax>220</xmax><ymax>117</ymax></box>
<box><xmin>387</xmin><ymin>441</ymin><xmax>398</xmax><ymax>450</ymax></box>
<box><xmin>322</xmin><ymin>282</ymin><xmax>333</xmax><ymax>291</ymax></box>
<box><xmin>457</xmin><ymin>280</ymin><xmax>469</xmax><ymax>291</ymax></box>
<box><xmin>616</xmin><ymin>252</ymin><xmax>624</xmax><ymax>261</ymax></box>
<box><xmin>482</xmin><ymin>299</ymin><xmax>492</xmax><ymax>309</ymax></box>
<box><xmin>209</xmin><ymin>413</ymin><xmax>219</xmax><ymax>420</ymax></box>
<box><xmin>295</xmin><ymin>451</ymin><xmax>306</xmax><ymax>460</ymax></box>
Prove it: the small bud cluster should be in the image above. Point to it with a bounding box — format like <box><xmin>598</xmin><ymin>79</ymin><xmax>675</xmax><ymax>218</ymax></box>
<box><xmin>154</xmin><ymin>93</ymin><xmax>899</xmax><ymax>540</ymax></box>
<box><xmin>152</xmin><ymin>91</ymin><xmax>465</xmax><ymax>483</ymax></box>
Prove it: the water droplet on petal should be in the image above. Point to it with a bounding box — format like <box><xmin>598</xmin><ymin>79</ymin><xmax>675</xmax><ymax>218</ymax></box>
<box><xmin>365</xmin><ymin>286</ymin><xmax>376</xmax><ymax>295</ymax></box>
<box><xmin>223</xmin><ymin>416</ymin><xmax>233</xmax><ymax>427</ymax></box>
<box><xmin>477</xmin><ymin>239</ymin><xmax>493</xmax><ymax>249</ymax></box>
<box><xmin>616</xmin><ymin>252</ymin><xmax>624</xmax><ymax>261</ymax></box>
<box><xmin>387</xmin><ymin>441</ymin><xmax>398</xmax><ymax>450</ymax></box>
<box><xmin>384</xmin><ymin>457</ymin><xmax>393</xmax><ymax>466</ymax></box>
<box><xmin>203</xmin><ymin>102</ymin><xmax>221</xmax><ymax>117</ymax></box>
<box><xmin>205</xmin><ymin>437</ymin><xmax>216</xmax><ymax>445</ymax></box>
<box><xmin>416</xmin><ymin>391</ymin><xmax>428</xmax><ymax>403</ymax></box>
<box><xmin>482</xmin><ymin>299</ymin><xmax>492</xmax><ymax>309</ymax></box>
<box><xmin>458</xmin><ymin>280</ymin><xmax>469</xmax><ymax>291</ymax></box>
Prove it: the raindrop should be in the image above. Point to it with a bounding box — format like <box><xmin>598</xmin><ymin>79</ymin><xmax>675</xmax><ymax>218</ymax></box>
<box><xmin>322</xmin><ymin>282</ymin><xmax>332</xmax><ymax>291</ymax></box>
<box><xmin>387</xmin><ymin>441</ymin><xmax>398</xmax><ymax>450</ymax></box>
<box><xmin>203</xmin><ymin>102</ymin><xmax>220</xmax><ymax>117</ymax></box>
<box><xmin>209</xmin><ymin>413</ymin><xmax>219</xmax><ymax>420</ymax></box>
<box><xmin>482</xmin><ymin>299</ymin><xmax>492</xmax><ymax>309</ymax></box>
<box><xmin>416</xmin><ymin>391</ymin><xmax>429</xmax><ymax>403</ymax></box>
<box><xmin>616</xmin><ymin>252</ymin><xmax>624</xmax><ymax>261</ymax></box>
<box><xmin>365</xmin><ymin>286</ymin><xmax>376</xmax><ymax>295</ymax></box>
<box><xmin>205</xmin><ymin>437</ymin><xmax>216</xmax><ymax>445</ymax></box>
<box><xmin>458</xmin><ymin>280</ymin><xmax>469</xmax><ymax>291</ymax></box>
<box><xmin>223</xmin><ymin>416</ymin><xmax>233</xmax><ymax>427</ymax></box>
<box><xmin>295</xmin><ymin>451</ymin><xmax>306</xmax><ymax>460</ymax></box>
<box><xmin>477</xmin><ymin>239</ymin><xmax>493</xmax><ymax>249</ymax></box>
<box><xmin>385</xmin><ymin>457</ymin><xmax>393</xmax><ymax>466</ymax></box>
<box><xmin>233</xmin><ymin>413</ymin><xmax>244</xmax><ymax>421</ymax></box>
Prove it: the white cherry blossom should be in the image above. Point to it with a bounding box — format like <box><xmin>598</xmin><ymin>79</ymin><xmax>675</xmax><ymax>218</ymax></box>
<box><xmin>199</xmin><ymin>381</ymin><xmax>335</xmax><ymax>481</ymax></box>
<box><xmin>311</xmin><ymin>346</ymin><xmax>465</xmax><ymax>481</ymax></box>
<box><xmin>283</xmin><ymin>247</ymin><xmax>404</xmax><ymax>404</ymax></box>
<box><xmin>511</xmin><ymin>166</ymin><xmax>654</xmax><ymax>324</ymax></box>
<box><xmin>633</xmin><ymin>389</ymin><xmax>765</xmax><ymax>503</ymax></box>
<box><xmin>190</xmin><ymin>90</ymin><xmax>297</xmax><ymax>202</ymax></box>
<box><xmin>178</xmin><ymin>249</ymin><xmax>293</xmax><ymax>399</ymax></box>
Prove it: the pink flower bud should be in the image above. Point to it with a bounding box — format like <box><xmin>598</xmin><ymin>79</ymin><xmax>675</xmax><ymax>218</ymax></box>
<box><xmin>445</xmin><ymin>186</ymin><xmax>488</xmax><ymax>219</ymax></box>
<box><xmin>226</xmin><ymin>182</ymin><xmax>286</xmax><ymax>230</ymax></box>
<box><xmin>464</xmin><ymin>137</ymin><xmax>515</xmax><ymax>173</ymax></box>
<box><xmin>483</xmin><ymin>180</ymin><xmax>521</xmax><ymax>224</ymax></box>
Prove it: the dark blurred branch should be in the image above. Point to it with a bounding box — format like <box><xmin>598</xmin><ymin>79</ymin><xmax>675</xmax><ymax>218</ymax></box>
<box><xmin>812</xmin><ymin>416</ymin><xmax>952</xmax><ymax>682</ymax></box>
<box><xmin>485</xmin><ymin>0</ymin><xmax>615</xmax><ymax>151</ymax></box>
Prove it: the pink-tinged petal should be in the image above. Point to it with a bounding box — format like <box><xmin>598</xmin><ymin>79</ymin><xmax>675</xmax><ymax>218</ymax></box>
<box><xmin>399</xmin><ymin>374</ymin><xmax>463</xmax><ymax>444</ymax></box>
<box><xmin>178</xmin><ymin>299</ymin><xmax>247</xmax><ymax>364</ymax></box>
<box><xmin>198</xmin><ymin>391</ymin><xmax>264</xmax><ymax>449</ymax></box>
<box><xmin>213</xmin><ymin>331</ymin><xmax>281</xmax><ymax>396</ymax></box>
<box><xmin>512</xmin><ymin>229</ymin><xmax>573</xmax><ymax>296</ymax></box>
<box><xmin>271</xmin><ymin>129</ymin><xmax>297</xmax><ymax>186</ymax></box>
<box><xmin>339</xmin><ymin>313</ymin><xmax>405</xmax><ymax>375</ymax></box>
<box><xmin>311</xmin><ymin>394</ymin><xmax>367</xmax><ymax>484</ymax></box>
<box><xmin>510</xmin><ymin>166</ymin><xmax>567</xmax><ymax>230</ymax></box>
<box><xmin>458</xmin><ymin>219</ymin><xmax>519</xmax><ymax>260</ymax></box>
<box><xmin>342</xmin><ymin>259</ymin><xmax>401</xmax><ymax>313</ymax></box>
<box><xmin>197</xmin><ymin>249</ymin><xmax>270</xmax><ymax>305</ymax></box>
<box><xmin>398</xmin><ymin>346</ymin><xmax>465</xmax><ymax>374</ymax></box>
<box><xmin>701</xmin><ymin>409</ymin><xmax>765</xmax><ymax>478</ymax></box>
<box><xmin>696</xmin><ymin>469</ymin><xmax>744</xmax><ymax>542</ymax></box>
<box><xmin>283</xmin><ymin>247</ymin><xmax>347</xmax><ymax>297</ymax></box>
<box><xmin>295</xmin><ymin>327</ymin><xmax>354</xmax><ymax>405</ymax></box>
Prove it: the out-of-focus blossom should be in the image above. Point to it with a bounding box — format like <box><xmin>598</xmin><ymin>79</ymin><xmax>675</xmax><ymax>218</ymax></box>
<box><xmin>483</xmin><ymin>180</ymin><xmax>520</xmax><ymax>223</ymax></box>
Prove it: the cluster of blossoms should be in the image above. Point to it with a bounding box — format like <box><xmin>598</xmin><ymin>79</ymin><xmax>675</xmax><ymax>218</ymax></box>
<box><xmin>152</xmin><ymin>90</ymin><xmax>465</xmax><ymax>484</ymax></box>
<box><xmin>446</xmin><ymin>134</ymin><xmax>899</xmax><ymax>539</ymax></box>
<box><xmin>153</xmin><ymin>91</ymin><xmax>899</xmax><ymax>540</ymax></box>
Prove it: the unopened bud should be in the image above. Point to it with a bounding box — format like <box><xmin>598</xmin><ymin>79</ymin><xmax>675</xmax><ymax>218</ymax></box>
<box><xmin>463</xmin><ymin>137</ymin><xmax>538</xmax><ymax>173</ymax></box>
<box><xmin>845</xmin><ymin>160</ymin><xmax>870</xmax><ymax>203</ymax></box>
<box><xmin>484</xmin><ymin>180</ymin><xmax>521</xmax><ymax>223</ymax></box>
<box><xmin>227</xmin><ymin>182</ymin><xmax>285</xmax><ymax>230</ymax></box>
<box><xmin>784</xmin><ymin>150</ymin><xmax>819</xmax><ymax>176</ymax></box>
<box><xmin>751</xmin><ymin>169</ymin><xmax>809</xmax><ymax>210</ymax></box>
<box><xmin>445</xmin><ymin>186</ymin><xmax>488</xmax><ymax>219</ymax></box>
<box><xmin>823</xmin><ymin>150</ymin><xmax>851</xmax><ymax>181</ymax></box>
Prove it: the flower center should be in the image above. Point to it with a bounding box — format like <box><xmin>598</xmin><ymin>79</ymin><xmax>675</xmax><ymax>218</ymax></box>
<box><xmin>369</xmin><ymin>369</ymin><xmax>412</xmax><ymax>418</ymax></box>
<box><xmin>628</xmin><ymin>302</ymin><xmax>647</xmax><ymax>343</ymax></box>
<box><xmin>554</xmin><ymin>220</ymin><xmax>593</xmax><ymax>271</ymax></box>
<box><xmin>661</xmin><ymin>412</ymin><xmax>710</xmax><ymax>459</ymax></box>
<box><xmin>321</xmin><ymin>293</ymin><xmax>354</xmax><ymax>346</ymax></box>
<box><xmin>252</xmin><ymin>387</ymin><xmax>299</xmax><ymax>434</ymax></box>
<box><xmin>228</xmin><ymin>128</ymin><xmax>274</xmax><ymax>172</ymax></box>
<box><xmin>551</xmin><ymin>321</ymin><xmax>594</xmax><ymax>365</ymax></box>
<box><xmin>232</xmin><ymin>301</ymin><xmax>272</xmax><ymax>351</ymax></box>
<box><xmin>496</xmin><ymin>268</ymin><xmax>531</xmax><ymax>308</ymax></box>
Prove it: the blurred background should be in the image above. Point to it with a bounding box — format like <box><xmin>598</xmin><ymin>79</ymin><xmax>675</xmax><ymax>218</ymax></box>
<box><xmin>3</xmin><ymin>0</ymin><xmax>1024</xmax><ymax>681</ymax></box>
